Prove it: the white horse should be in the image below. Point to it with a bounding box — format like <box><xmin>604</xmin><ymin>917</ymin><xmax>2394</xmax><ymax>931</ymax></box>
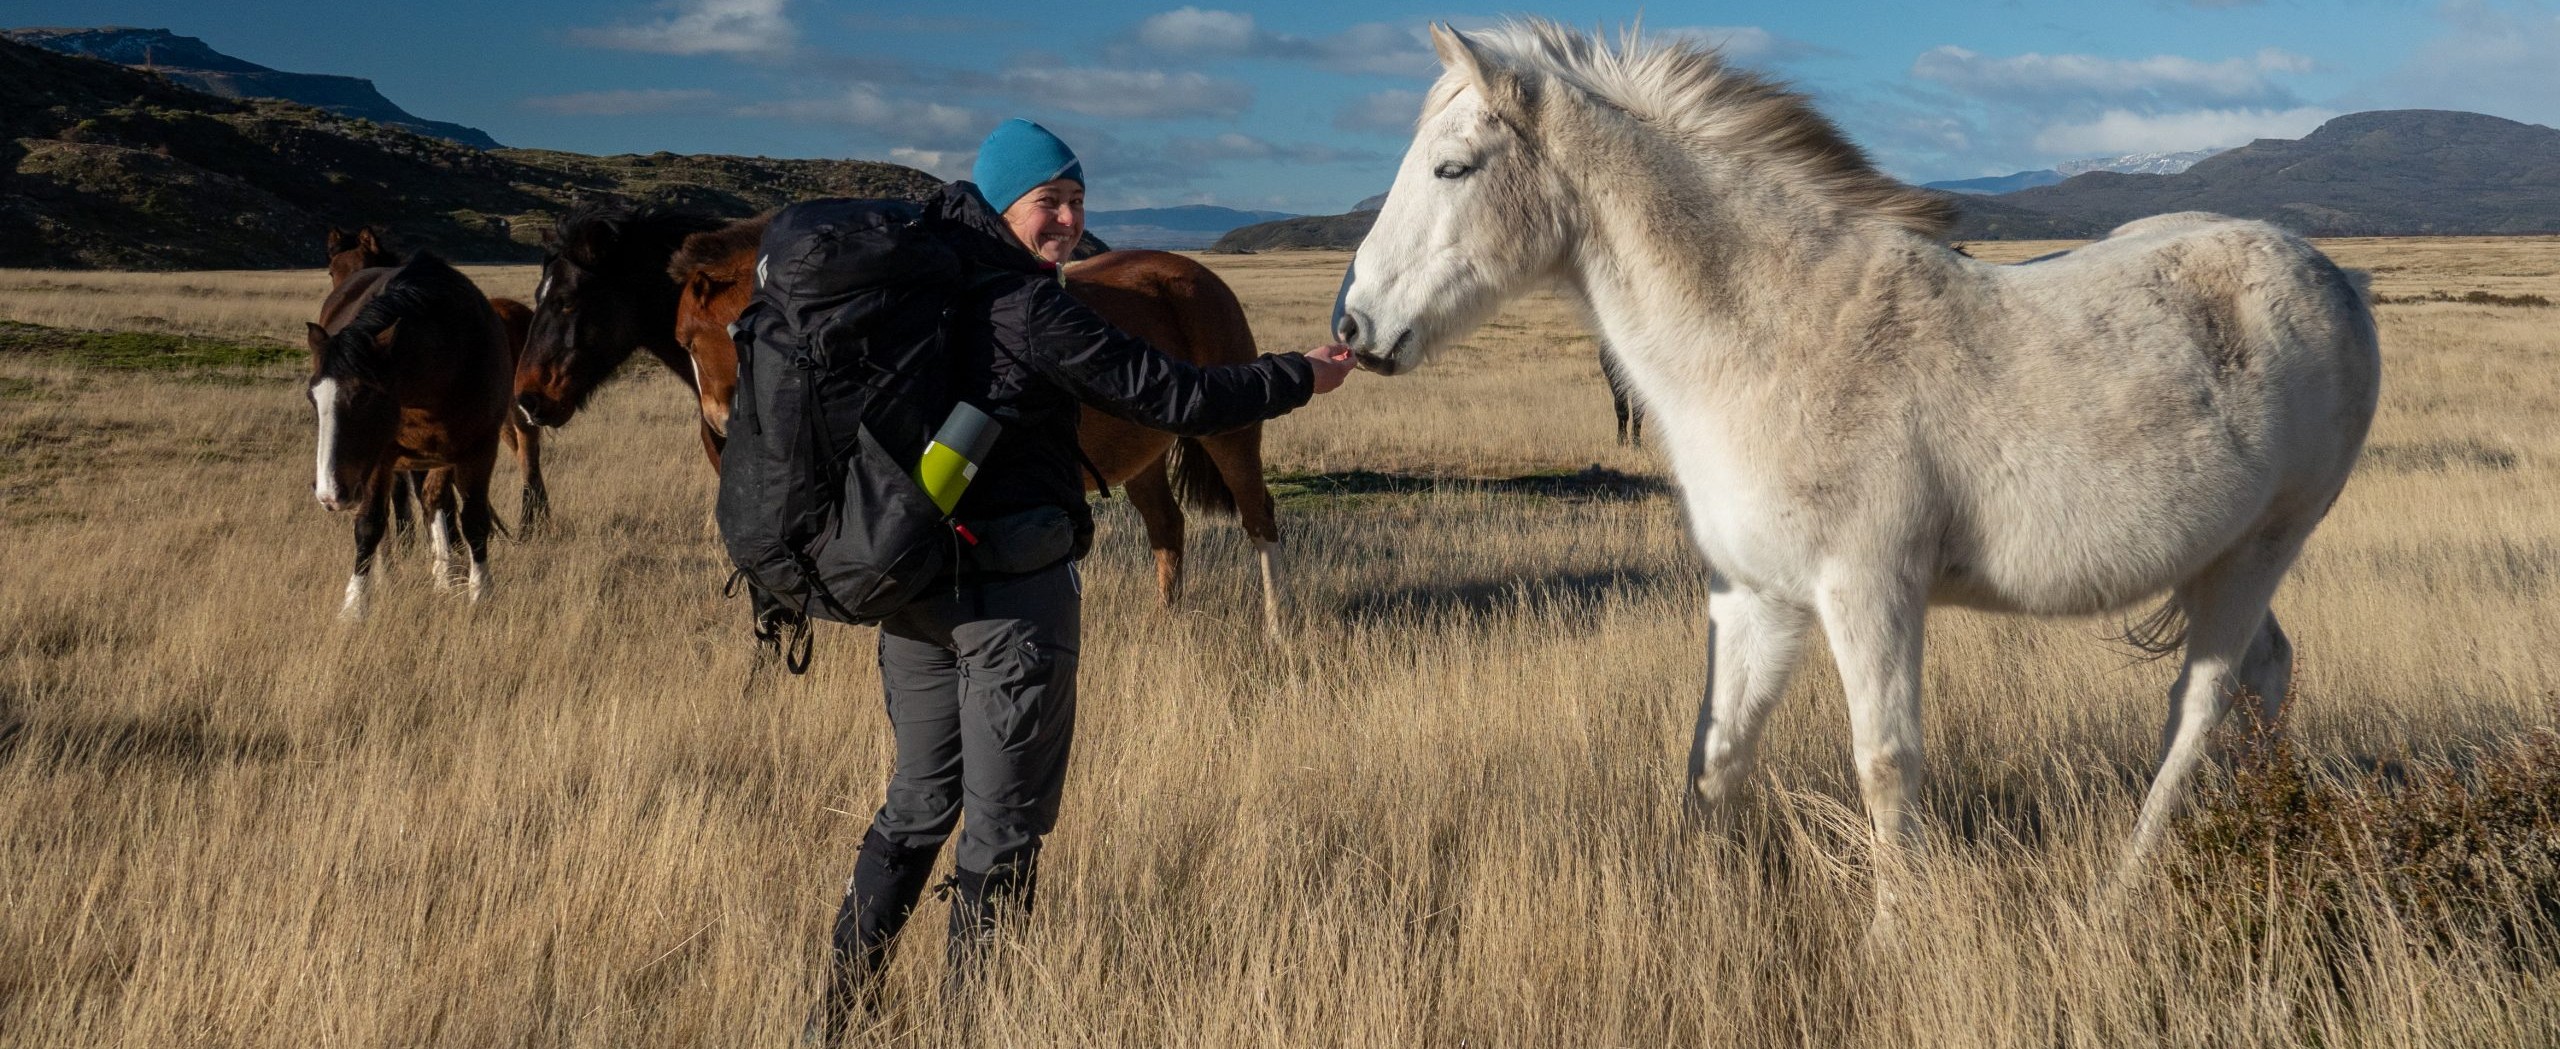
<box><xmin>1336</xmin><ymin>22</ymin><xmax>2380</xmax><ymax>890</ymax></box>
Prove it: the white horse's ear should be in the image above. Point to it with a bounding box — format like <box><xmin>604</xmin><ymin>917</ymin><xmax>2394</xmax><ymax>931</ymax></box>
<box><xmin>1431</xmin><ymin>23</ymin><xmax>1484</xmax><ymax>81</ymax></box>
<box><xmin>1431</xmin><ymin>23</ymin><xmax>1536</xmax><ymax>126</ymax></box>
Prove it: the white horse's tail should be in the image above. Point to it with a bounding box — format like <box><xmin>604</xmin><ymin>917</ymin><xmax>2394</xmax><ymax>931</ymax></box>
<box><xmin>2113</xmin><ymin>596</ymin><xmax>2189</xmax><ymax>660</ymax></box>
<box><xmin>2341</xmin><ymin>267</ymin><xmax>2376</xmax><ymax>306</ymax></box>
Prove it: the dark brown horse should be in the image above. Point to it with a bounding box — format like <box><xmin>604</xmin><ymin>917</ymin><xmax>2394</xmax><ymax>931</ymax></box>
<box><xmin>327</xmin><ymin>228</ymin><xmax>551</xmax><ymax>530</ymax></box>
<box><xmin>675</xmin><ymin>220</ymin><xmax>1285</xmax><ymax>631</ymax></box>
<box><xmin>512</xmin><ymin>204</ymin><xmax>730</xmax><ymax>459</ymax></box>
<box><xmin>307</xmin><ymin>254</ymin><xmax>513</xmax><ymax>620</ymax></box>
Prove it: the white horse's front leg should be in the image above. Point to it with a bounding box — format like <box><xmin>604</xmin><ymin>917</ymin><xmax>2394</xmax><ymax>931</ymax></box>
<box><xmin>1686</xmin><ymin>575</ymin><xmax>1813</xmax><ymax>826</ymax></box>
<box><xmin>1815</xmin><ymin>572</ymin><xmax>1929</xmax><ymax>931</ymax></box>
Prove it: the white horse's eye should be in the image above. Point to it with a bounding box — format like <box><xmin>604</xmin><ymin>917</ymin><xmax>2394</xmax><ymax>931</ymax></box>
<box><xmin>1434</xmin><ymin>161</ymin><xmax>1474</xmax><ymax>180</ymax></box>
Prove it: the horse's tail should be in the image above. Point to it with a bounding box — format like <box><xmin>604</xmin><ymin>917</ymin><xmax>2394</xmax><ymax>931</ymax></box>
<box><xmin>1163</xmin><ymin>252</ymin><xmax>1257</xmax><ymax>517</ymax></box>
<box><xmin>2113</xmin><ymin>596</ymin><xmax>2188</xmax><ymax>661</ymax></box>
<box><xmin>1168</xmin><ymin>437</ymin><xmax>1238</xmax><ymax>517</ymax></box>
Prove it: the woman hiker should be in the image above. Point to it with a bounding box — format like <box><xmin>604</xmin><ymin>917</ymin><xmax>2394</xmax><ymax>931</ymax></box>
<box><xmin>813</xmin><ymin>118</ymin><xmax>1357</xmax><ymax>1034</ymax></box>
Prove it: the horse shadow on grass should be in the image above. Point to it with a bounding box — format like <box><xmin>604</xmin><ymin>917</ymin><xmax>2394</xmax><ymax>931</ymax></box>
<box><xmin>1338</xmin><ymin>568</ymin><xmax>1683</xmax><ymax>623</ymax></box>
<box><xmin>1272</xmin><ymin>465</ymin><xmax>1671</xmax><ymax>505</ymax></box>
<box><xmin>0</xmin><ymin>694</ymin><xmax>290</xmax><ymax>775</ymax></box>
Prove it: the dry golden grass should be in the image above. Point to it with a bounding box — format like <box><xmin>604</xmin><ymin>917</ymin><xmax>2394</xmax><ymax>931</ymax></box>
<box><xmin>2</xmin><ymin>239</ymin><xmax>2556</xmax><ymax>1047</ymax></box>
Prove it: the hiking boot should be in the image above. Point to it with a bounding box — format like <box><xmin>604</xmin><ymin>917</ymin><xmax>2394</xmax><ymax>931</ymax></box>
<box><xmin>943</xmin><ymin>855</ymin><xmax>1038</xmax><ymax>993</ymax></box>
<box><xmin>808</xmin><ymin>828</ymin><xmax>941</xmax><ymax>1044</ymax></box>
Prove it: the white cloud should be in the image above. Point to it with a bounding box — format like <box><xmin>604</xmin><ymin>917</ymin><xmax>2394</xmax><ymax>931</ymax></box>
<box><xmin>1128</xmin><ymin>8</ymin><xmax>1434</xmax><ymax>76</ymax></box>
<box><xmin>1912</xmin><ymin>45</ymin><xmax>2312</xmax><ymax>108</ymax></box>
<box><xmin>1334</xmin><ymin>90</ymin><xmax>1423</xmax><ymax>135</ymax></box>
<box><xmin>1653</xmin><ymin>25</ymin><xmax>1829</xmax><ymax>63</ymax></box>
<box><xmin>1136</xmin><ymin>7</ymin><xmax>1258</xmax><ymax>52</ymax></box>
<box><xmin>888</xmin><ymin>147</ymin><xmax>973</xmax><ymax>180</ymax></box>
<box><xmin>738</xmin><ymin>84</ymin><xmax>986</xmax><ymax>149</ymax></box>
<box><xmin>569</xmin><ymin>0</ymin><xmax>796</xmax><ymax>56</ymax></box>
<box><xmin>996</xmin><ymin>66</ymin><xmax>1252</xmax><ymax>120</ymax></box>
<box><xmin>2032</xmin><ymin>106</ymin><xmax>2337</xmax><ymax>156</ymax></box>
<box><xmin>2367</xmin><ymin>1</ymin><xmax>2560</xmax><ymax>125</ymax></box>
<box><xmin>521</xmin><ymin>89</ymin><xmax>723</xmax><ymax>116</ymax></box>
<box><xmin>1163</xmin><ymin>132</ymin><xmax>1379</xmax><ymax>165</ymax></box>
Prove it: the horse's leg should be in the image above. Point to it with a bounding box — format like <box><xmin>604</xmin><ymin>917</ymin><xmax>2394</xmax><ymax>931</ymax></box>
<box><xmin>2118</xmin><ymin>533</ymin><xmax>2307</xmax><ymax>883</ymax></box>
<box><xmin>1685</xmin><ymin>576</ymin><xmax>1813</xmax><ymax>827</ymax></box>
<box><xmin>384</xmin><ymin>468</ymin><xmax>414</xmax><ymax>550</ymax></box>
<box><xmin>1601</xmin><ymin>352</ymin><xmax>1633</xmax><ymax>446</ymax></box>
<box><xmin>1814</xmin><ymin>571</ymin><xmax>1929</xmax><ymax>936</ymax></box>
<box><xmin>1201</xmin><ymin>428</ymin><xmax>1285</xmax><ymax>636</ymax></box>
<box><xmin>458</xmin><ymin>458</ymin><xmax>496</xmax><ymax>603</ymax></box>
<box><xmin>512</xmin><ymin>418</ymin><xmax>550</xmax><ymax>535</ymax></box>
<box><xmin>342</xmin><ymin>467</ymin><xmax>392</xmax><ymax>622</ymax></box>
<box><xmin>419</xmin><ymin>468</ymin><xmax>460</xmax><ymax>591</ymax></box>
<box><xmin>1122</xmin><ymin>455</ymin><xmax>1185</xmax><ymax>608</ymax></box>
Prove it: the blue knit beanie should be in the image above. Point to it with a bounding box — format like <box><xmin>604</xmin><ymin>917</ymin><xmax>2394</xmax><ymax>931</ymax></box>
<box><xmin>971</xmin><ymin>119</ymin><xmax>1083</xmax><ymax>214</ymax></box>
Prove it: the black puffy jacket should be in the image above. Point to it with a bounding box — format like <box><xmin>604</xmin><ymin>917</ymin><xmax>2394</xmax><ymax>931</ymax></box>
<box><xmin>924</xmin><ymin>182</ymin><xmax>1315</xmax><ymax>553</ymax></box>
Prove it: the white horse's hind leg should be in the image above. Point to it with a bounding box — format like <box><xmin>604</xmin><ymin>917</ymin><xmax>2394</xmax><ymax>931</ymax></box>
<box><xmin>1685</xmin><ymin>578</ymin><xmax>1813</xmax><ymax>826</ymax></box>
<box><xmin>2236</xmin><ymin>615</ymin><xmax>2294</xmax><ymax>745</ymax></box>
<box><xmin>2119</xmin><ymin>538</ymin><xmax>2303</xmax><ymax>882</ymax></box>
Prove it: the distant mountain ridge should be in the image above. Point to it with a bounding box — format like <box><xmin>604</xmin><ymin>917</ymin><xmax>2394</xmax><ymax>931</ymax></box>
<box><xmin>0</xmin><ymin>35</ymin><xmax>936</xmax><ymax>269</ymax></box>
<box><xmin>1224</xmin><ymin>111</ymin><xmax>2560</xmax><ymax>249</ymax></box>
<box><xmin>1953</xmin><ymin>110</ymin><xmax>2560</xmax><ymax>238</ymax></box>
<box><xmin>8</xmin><ymin>26</ymin><xmax>502</xmax><ymax>150</ymax></box>
<box><xmin>1926</xmin><ymin>148</ymin><xmax>2224</xmax><ymax>196</ymax></box>
<box><xmin>1085</xmin><ymin>203</ymin><xmax>1296</xmax><ymax>250</ymax></box>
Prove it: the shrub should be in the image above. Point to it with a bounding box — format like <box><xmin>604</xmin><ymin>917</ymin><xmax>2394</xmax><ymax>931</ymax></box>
<box><xmin>2176</xmin><ymin>728</ymin><xmax>2560</xmax><ymax>963</ymax></box>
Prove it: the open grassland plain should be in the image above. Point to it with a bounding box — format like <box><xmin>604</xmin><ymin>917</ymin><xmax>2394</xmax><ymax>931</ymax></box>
<box><xmin>2</xmin><ymin>240</ymin><xmax>2557</xmax><ymax>1048</ymax></box>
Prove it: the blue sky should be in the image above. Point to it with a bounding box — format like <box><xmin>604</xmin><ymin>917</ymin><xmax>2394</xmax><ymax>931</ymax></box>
<box><xmin>12</xmin><ymin>0</ymin><xmax>2560</xmax><ymax>213</ymax></box>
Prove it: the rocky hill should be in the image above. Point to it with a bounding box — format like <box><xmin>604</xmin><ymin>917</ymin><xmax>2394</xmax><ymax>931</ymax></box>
<box><xmin>1953</xmin><ymin>111</ymin><xmax>2560</xmax><ymax>238</ymax></box>
<box><xmin>0</xmin><ymin>35</ymin><xmax>937</xmax><ymax>269</ymax></box>
<box><xmin>8</xmin><ymin>27</ymin><xmax>502</xmax><ymax>149</ymax></box>
<box><xmin>1210</xmin><ymin>211</ymin><xmax>1376</xmax><ymax>252</ymax></box>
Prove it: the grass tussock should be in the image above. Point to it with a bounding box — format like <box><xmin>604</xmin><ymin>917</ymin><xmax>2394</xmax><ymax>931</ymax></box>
<box><xmin>1</xmin><ymin>244</ymin><xmax>2558</xmax><ymax>1046</ymax></box>
<box><xmin>2177</xmin><ymin>730</ymin><xmax>2560</xmax><ymax>965</ymax></box>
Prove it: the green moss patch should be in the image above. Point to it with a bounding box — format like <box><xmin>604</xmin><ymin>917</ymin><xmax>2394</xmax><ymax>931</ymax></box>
<box><xmin>0</xmin><ymin>320</ymin><xmax>296</xmax><ymax>373</ymax></box>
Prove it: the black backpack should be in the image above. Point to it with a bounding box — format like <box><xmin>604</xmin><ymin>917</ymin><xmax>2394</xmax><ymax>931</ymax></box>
<box><xmin>715</xmin><ymin>198</ymin><xmax>976</xmax><ymax>645</ymax></box>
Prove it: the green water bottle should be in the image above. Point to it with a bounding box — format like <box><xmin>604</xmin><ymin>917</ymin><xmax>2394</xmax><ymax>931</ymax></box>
<box><xmin>914</xmin><ymin>402</ymin><xmax>1001</xmax><ymax>515</ymax></box>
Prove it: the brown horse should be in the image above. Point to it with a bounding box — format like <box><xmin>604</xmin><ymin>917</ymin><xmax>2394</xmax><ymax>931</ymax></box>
<box><xmin>329</xmin><ymin>227</ymin><xmax>551</xmax><ymax>531</ymax></box>
<box><xmin>307</xmin><ymin>253</ymin><xmax>513</xmax><ymax>620</ymax></box>
<box><xmin>671</xmin><ymin>218</ymin><xmax>1286</xmax><ymax>630</ymax></box>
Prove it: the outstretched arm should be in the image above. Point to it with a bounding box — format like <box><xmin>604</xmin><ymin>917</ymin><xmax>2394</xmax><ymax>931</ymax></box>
<box><xmin>1000</xmin><ymin>280</ymin><xmax>1351</xmax><ymax>435</ymax></box>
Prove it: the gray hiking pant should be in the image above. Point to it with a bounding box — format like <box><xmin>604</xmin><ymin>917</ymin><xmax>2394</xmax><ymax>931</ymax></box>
<box><xmin>870</xmin><ymin>561</ymin><xmax>1081</xmax><ymax>874</ymax></box>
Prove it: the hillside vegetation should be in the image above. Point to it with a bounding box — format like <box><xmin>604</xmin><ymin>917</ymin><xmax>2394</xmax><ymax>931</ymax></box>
<box><xmin>0</xmin><ymin>37</ymin><xmax>936</xmax><ymax>269</ymax></box>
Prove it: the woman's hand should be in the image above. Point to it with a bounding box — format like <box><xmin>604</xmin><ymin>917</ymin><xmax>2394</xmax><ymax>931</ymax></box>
<box><xmin>1304</xmin><ymin>344</ymin><xmax>1356</xmax><ymax>394</ymax></box>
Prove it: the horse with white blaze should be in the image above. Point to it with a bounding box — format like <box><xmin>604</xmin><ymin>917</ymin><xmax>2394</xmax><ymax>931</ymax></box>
<box><xmin>1334</xmin><ymin>21</ymin><xmax>2381</xmax><ymax>901</ymax></box>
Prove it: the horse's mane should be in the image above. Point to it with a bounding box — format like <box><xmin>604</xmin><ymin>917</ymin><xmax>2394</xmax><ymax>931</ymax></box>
<box><xmin>668</xmin><ymin>213</ymin><xmax>772</xmax><ymax>284</ymax></box>
<box><xmin>319</xmin><ymin>252</ymin><xmax>477</xmax><ymax>383</ymax></box>
<box><xmin>547</xmin><ymin>201</ymin><xmax>729</xmax><ymax>276</ymax></box>
<box><xmin>1446</xmin><ymin>21</ymin><xmax>1956</xmax><ymax>238</ymax></box>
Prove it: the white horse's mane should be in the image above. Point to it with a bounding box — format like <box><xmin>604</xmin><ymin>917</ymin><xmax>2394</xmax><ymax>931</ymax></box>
<box><xmin>1433</xmin><ymin>20</ymin><xmax>1957</xmax><ymax>237</ymax></box>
